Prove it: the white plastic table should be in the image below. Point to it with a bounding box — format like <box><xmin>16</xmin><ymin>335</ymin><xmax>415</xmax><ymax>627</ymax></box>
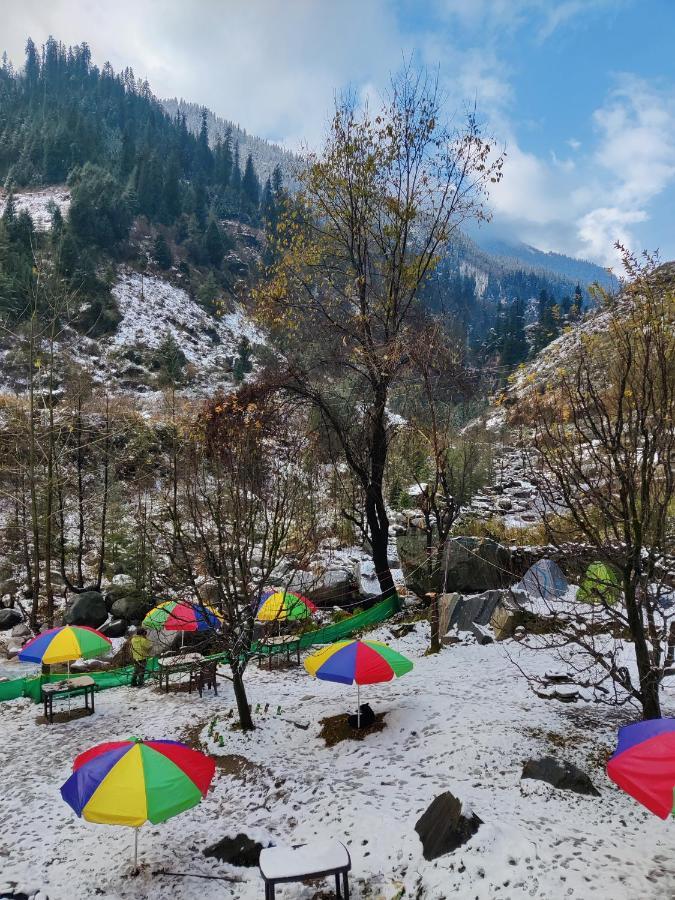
<box><xmin>156</xmin><ymin>653</ymin><xmax>203</xmax><ymax>692</ymax></box>
<box><xmin>259</xmin><ymin>840</ymin><xmax>351</xmax><ymax>899</ymax></box>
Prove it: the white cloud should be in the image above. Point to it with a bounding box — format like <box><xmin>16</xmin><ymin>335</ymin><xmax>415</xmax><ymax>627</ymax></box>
<box><xmin>1</xmin><ymin>0</ymin><xmax>406</xmax><ymax>150</ymax></box>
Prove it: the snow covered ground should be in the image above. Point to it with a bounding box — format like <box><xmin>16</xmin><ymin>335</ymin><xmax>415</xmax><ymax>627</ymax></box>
<box><xmin>2</xmin><ymin>623</ymin><xmax>674</xmax><ymax>900</ymax></box>
<box><xmin>109</xmin><ymin>269</ymin><xmax>263</xmax><ymax>373</ymax></box>
<box><xmin>0</xmin><ymin>186</ymin><xmax>70</xmax><ymax>229</ymax></box>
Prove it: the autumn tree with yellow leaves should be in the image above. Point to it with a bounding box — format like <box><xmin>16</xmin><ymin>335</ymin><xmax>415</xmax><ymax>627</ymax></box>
<box><xmin>257</xmin><ymin>63</ymin><xmax>503</xmax><ymax>599</ymax></box>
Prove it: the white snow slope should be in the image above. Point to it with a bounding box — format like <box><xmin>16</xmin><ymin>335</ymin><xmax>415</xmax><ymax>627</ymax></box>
<box><xmin>0</xmin><ymin>185</ymin><xmax>70</xmax><ymax>230</ymax></box>
<box><xmin>1</xmin><ymin>624</ymin><xmax>674</xmax><ymax>899</ymax></box>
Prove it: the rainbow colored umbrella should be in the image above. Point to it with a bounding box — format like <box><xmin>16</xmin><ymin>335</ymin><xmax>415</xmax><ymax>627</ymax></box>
<box><xmin>256</xmin><ymin>589</ymin><xmax>317</xmax><ymax>623</ymax></box>
<box><xmin>61</xmin><ymin>738</ymin><xmax>216</xmax><ymax>870</ymax></box>
<box><xmin>143</xmin><ymin>600</ymin><xmax>223</xmax><ymax>634</ymax></box>
<box><xmin>19</xmin><ymin>625</ymin><xmax>111</xmax><ymax>681</ymax></box>
<box><xmin>304</xmin><ymin>639</ymin><xmax>413</xmax><ymax>727</ymax></box>
<box><xmin>607</xmin><ymin>718</ymin><xmax>675</xmax><ymax>818</ymax></box>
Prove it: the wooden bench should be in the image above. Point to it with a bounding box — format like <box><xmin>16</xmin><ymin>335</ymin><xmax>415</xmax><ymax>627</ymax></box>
<box><xmin>259</xmin><ymin>840</ymin><xmax>351</xmax><ymax>899</ymax></box>
<box><xmin>41</xmin><ymin>676</ymin><xmax>96</xmax><ymax>723</ymax></box>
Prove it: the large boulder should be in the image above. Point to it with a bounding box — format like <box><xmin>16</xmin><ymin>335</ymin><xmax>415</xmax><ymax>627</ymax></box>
<box><xmin>490</xmin><ymin>600</ymin><xmax>525</xmax><ymax>640</ymax></box>
<box><xmin>285</xmin><ymin>567</ymin><xmax>359</xmax><ymax>607</ymax></box>
<box><xmin>0</xmin><ymin>579</ymin><xmax>19</xmax><ymax>599</ymax></box>
<box><xmin>203</xmin><ymin>833</ymin><xmax>263</xmax><ymax>867</ymax></box>
<box><xmin>99</xmin><ymin>618</ymin><xmax>128</xmax><ymax>638</ymax></box>
<box><xmin>521</xmin><ymin>757</ymin><xmax>600</xmax><ymax>796</ymax></box>
<box><xmin>440</xmin><ymin>590</ymin><xmax>504</xmax><ymax>643</ymax></box>
<box><xmin>63</xmin><ymin>591</ymin><xmax>107</xmax><ymax>628</ymax></box>
<box><xmin>442</xmin><ymin>538</ymin><xmax>515</xmax><ymax>593</ymax></box>
<box><xmin>415</xmin><ymin>791</ymin><xmax>482</xmax><ymax>861</ymax></box>
<box><xmin>0</xmin><ymin>608</ymin><xmax>22</xmax><ymax>631</ymax></box>
<box><xmin>110</xmin><ymin>595</ymin><xmax>150</xmax><ymax>623</ymax></box>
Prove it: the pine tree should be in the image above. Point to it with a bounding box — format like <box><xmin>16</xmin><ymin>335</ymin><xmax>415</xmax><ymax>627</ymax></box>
<box><xmin>233</xmin><ymin>336</ymin><xmax>253</xmax><ymax>383</ymax></box>
<box><xmin>500</xmin><ymin>297</ymin><xmax>528</xmax><ymax>367</ymax></box>
<box><xmin>230</xmin><ymin>142</ymin><xmax>242</xmax><ymax>196</ymax></box>
<box><xmin>153</xmin><ymin>232</ymin><xmax>172</xmax><ymax>269</ymax></box>
<box><xmin>571</xmin><ymin>283</ymin><xmax>583</xmax><ymax>319</ymax></box>
<box><xmin>204</xmin><ymin>218</ymin><xmax>224</xmax><ymax>267</ymax></box>
<box><xmin>272</xmin><ymin>164</ymin><xmax>283</xmax><ymax>196</ymax></box>
<box><xmin>534</xmin><ymin>288</ymin><xmax>560</xmax><ymax>351</ymax></box>
<box><xmin>242</xmin><ymin>152</ymin><xmax>260</xmax><ymax>211</ymax></box>
<box><xmin>24</xmin><ymin>38</ymin><xmax>39</xmax><ymax>85</ymax></box>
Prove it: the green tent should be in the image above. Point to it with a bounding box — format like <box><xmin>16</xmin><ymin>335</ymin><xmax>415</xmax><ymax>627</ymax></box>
<box><xmin>577</xmin><ymin>561</ymin><xmax>622</xmax><ymax>605</ymax></box>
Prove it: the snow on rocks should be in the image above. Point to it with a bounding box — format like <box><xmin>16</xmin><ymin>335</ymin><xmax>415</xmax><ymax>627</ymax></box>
<box><xmin>0</xmin><ymin>185</ymin><xmax>70</xmax><ymax>229</ymax></box>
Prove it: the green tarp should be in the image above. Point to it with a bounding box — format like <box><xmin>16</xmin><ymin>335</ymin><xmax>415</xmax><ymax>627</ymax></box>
<box><xmin>0</xmin><ymin>593</ymin><xmax>401</xmax><ymax>704</ymax></box>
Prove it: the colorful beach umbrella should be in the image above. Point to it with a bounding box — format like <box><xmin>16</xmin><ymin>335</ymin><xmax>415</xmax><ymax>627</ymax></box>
<box><xmin>256</xmin><ymin>589</ymin><xmax>317</xmax><ymax>623</ymax></box>
<box><xmin>61</xmin><ymin>738</ymin><xmax>216</xmax><ymax>870</ymax></box>
<box><xmin>304</xmin><ymin>639</ymin><xmax>413</xmax><ymax>727</ymax></box>
<box><xmin>143</xmin><ymin>600</ymin><xmax>223</xmax><ymax>633</ymax></box>
<box><xmin>607</xmin><ymin>718</ymin><xmax>675</xmax><ymax>818</ymax></box>
<box><xmin>19</xmin><ymin>625</ymin><xmax>111</xmax><ymax>666</ymax></box>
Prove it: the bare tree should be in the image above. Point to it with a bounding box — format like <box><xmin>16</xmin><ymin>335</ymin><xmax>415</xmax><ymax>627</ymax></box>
<box><xmin>257</xmin><ymin>63</ymin><xmax>503</xmax><ymax>599</ymax></box>
<box><xmin>520</xmin><ymin>248</ymin><xmax>674</xmax><ymax>719</ymax></box>
<box><xmin>156</xmin><ymin>381</ymin><xmax>318</xmax><ymax>730</ymax></box>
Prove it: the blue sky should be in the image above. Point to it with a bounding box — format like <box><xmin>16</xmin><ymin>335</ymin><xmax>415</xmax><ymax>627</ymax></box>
<box><xmin>5</xmin><ymin>0</ymin><xmax>675</xmax><ymax>267</ymax></box>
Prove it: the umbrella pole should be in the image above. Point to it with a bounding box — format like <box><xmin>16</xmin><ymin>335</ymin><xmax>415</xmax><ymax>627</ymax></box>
<box><xmin>133</xmin><ymin>826</ymin><xmax>139</xmax><ymax>872</ymax></box>
<box><xmin>67</xmin><ymin>659</ymin><xmax>71</xmax><ymax>717</ymax></box>
<box><xmin>357</xmin><ymin>683</ymin><xmax>361</xmax><ymax>729</ymax></box>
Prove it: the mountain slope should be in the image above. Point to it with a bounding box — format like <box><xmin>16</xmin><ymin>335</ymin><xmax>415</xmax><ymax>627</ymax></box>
<box><xmin>162</xmin><ymin>97</ymin><xmax>298</xmax><ymax>185</ymax></box>
<box><xmin>476</xmin><ymin>235</ymin><xmax>618</xmax><ymax>291</ymax></box>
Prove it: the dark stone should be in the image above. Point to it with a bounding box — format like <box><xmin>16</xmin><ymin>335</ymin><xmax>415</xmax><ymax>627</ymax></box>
<box><xmin>110</xmin><ymin>595</ymin><xmax>150</xmax><ymax>623</ymax></box>
<box><xmin>63</xmin><ymin>591</ymin><xmax>107</xmax><ymax>628</ymax></box>
<box><xmin>347</xmin><ymin>703</ymin><xmax>376</xmax><ymax>729</ymax></box>
<box><xmin>415</xmin><ymin>791</ymin><xmax>482</xmax><ymax>861</ymax></box>
<box><xmin>0</xmin><ymin>579</ymin><xmax>19</xmax><ymax>597</ymax></box>
<box><xmin>521</xmin><ymin>757</ymin><xmax>600</xmax><ymax>796</ymax></box>
<box><xmin>203</xmin><ymin>833</ymin><xmax>263</xmax><ymax>867</ymax></box>
<box><xmin>442</xmin><ymin>538</ymin><xmax>515</xmax><ymax>593</ymax></box>
<box><xmin>99</xmin><ymin>618</ymin><xmax>128</xmax><ymax>638</ymax></box>
<box><xmin>0</xmin><ymin>608</ymin><xmax>22</xmax><ymax>631</ymax></box>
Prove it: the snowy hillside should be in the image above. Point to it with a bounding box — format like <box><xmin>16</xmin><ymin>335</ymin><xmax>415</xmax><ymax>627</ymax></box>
<box><xmin>0</xmin><ymin>185</ymin><xmax>70</xmax><ymax>229</ymax></box>
<box><xmin>163</xmin><ymin>98</ymin><xmax>299</xmax><ymax>185</ymax></box>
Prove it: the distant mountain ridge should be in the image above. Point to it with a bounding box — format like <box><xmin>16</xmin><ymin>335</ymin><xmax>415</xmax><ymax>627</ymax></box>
<box><xmin>476</xmin><ymin>235</ymin><xmax>617</xmax><ymax>291</ymax></box>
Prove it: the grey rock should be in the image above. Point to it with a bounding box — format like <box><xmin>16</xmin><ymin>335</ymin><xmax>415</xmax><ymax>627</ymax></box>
<box><xmin>497</xmin><ymin>498</ymin><xmax>513</xmax><ymax>511</ymax></box>
<box><xmin>521</xmin><ymin>757</ymin><xmax>600</xmax><ymax>796</ymax></box>
<box><xmin>0</xmin><ymin>608</ymin><xmax>22</xmax><ymax>631</ymax></box>
<box><xmin>285</xmin><ymin>567</ymin><xmax>358</xmax><ymax>606</ymax></box>
<box><xmin>442</xmin><ymin>538</ymin><xmax>515</xmax><ymax>593</ymax></box>
<box><xmin>0</xmin><ymin>579</ymin><xmax>19</xmax><ymax>598</ymax></box>
<box><xmin>11</xmin><ymin>623</ymin><xmax>31</xmax><ymax>640</ymax></box>
<box><xmin>415</xmin><ymin>791</ymin><xmax>482</xmax><ymax>861</ymax></box>
<box><xmin>63</xmin><ymin>591</ymin><xmax>107</xmax><ymax>628</ymax></box>
<box><xmin>100</xmin><ymin>618</ymin><xmax>128</xmax><ymax>638</ymax></box>
<box><xmin>470</xmin><ymin>622</ymin><xmax>494</xmax><ymax>644</ymax></box>
<box><xmin>110</xmin><ymin>595</ymin><xmax>150</xmax><ymax>623</ymax></box>
<box><xmin>444</xmin><ymin>590</ymin><xmax>505</xmax><ymax>635</ymax></box>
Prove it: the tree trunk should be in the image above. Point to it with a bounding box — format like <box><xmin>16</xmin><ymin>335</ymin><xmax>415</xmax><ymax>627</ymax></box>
<box><xmin>429</xmin><ymin>593</ymin><xmax>440</xmax><ymax>654</ymax></box>
<box><xmin>232</xmin><ymin>668</ymin><xmax>254</xmax><ymax>731</ymax></box>
<box><xmin>625</xmin><ymin>579</ymin><xmax>662</xmax><ymax>719</ymax></box>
